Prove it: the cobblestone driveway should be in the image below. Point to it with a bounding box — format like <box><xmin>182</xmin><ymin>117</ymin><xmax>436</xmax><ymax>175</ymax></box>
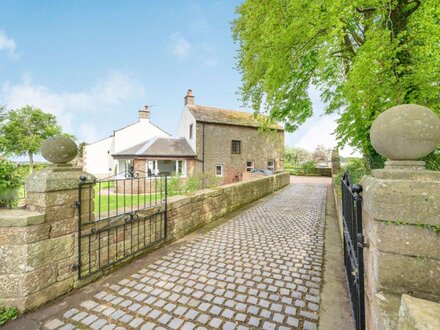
<box><xmin>43</xmin><ymin>184</ymin><xmax>327</xmax><ymax>330</ymax></box>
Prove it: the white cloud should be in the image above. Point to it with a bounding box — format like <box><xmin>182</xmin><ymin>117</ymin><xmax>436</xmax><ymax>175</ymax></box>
<box><xmin>203</xmin><ymin>58</ymin><xmax>218</xmax><ymax>67</ymax></box>
<box><xmin>0</xmin><ymin>30</ymin><xmax>20</xmax><ymax>59</ymax></box>
<box><xmin>170</xmin><ymin>33</ymin><xmax>192</xmax><ymax>59</ymax></box>
<box><xmin>0</xmin><ymin>71</ymin><xmax>145</xmax><ymax>142</ymax></box>
<box><xmin>78</xmin><ymin>123</ymin><xmax>99</xmax><ymax>143</ymax></box>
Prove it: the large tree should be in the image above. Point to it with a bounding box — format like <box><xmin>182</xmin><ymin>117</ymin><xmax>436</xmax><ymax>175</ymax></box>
<box><xmin>233</xmin><ymin>0</ymin><xmax>440</xmax><ymax>168</ymax></box>
<box><xmin>0</xmin><ymin>105</ymin><xmax>62</xmax><ymax>172</ymax></box>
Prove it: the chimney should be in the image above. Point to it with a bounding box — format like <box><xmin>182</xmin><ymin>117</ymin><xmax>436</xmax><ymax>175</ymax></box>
<box><xmin>139</xmin><ymin>105</ymin><xmax>150</xmax><ymax>120</ymax></box>
<box><xmin>184</xmin><ymin>89</ymin><xmax>195</xmax><ymax>106</ymax></box>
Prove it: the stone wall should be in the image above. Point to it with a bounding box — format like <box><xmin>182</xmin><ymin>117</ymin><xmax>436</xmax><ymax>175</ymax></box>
<box><xmin>362</xmin><ymin>171</ymin><xmax>440</xmax><ymax>329</ymax></box>
<box><xmin>195</xmin><ymin>122</ymin><xmax>285</xmax><ymax>184</ymax></box>
<box><xmin>0</xmin><ymin>165</ymin><xmax>94</xmax><ymax>311</ymax></box>
<box><xmin>360</xmin><ymin>104</ymin><xmax>440</xmax><ymax>330</ymax></box>
<box><xmin>167</xmin><ymin>172</ymin><xmax>290</xmax><ymax>240</ymax></box>
<box><xmin>0</xmin><ymin>168</ymin><xmax>289</xmax><ymax>312</ymax></box>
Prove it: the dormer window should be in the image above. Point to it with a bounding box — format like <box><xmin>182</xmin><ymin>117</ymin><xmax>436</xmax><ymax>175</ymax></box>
<box><xmin>189</xmin><ymin>124</ymin><xmax>193</xmax><ymax>139</ymax></box>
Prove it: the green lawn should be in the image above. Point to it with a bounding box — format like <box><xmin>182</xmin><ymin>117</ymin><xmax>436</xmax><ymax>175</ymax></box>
<box><xmin>94</xmin><ymin>192</ymin><xmax>164</xmax><ymax>215</ymax></box>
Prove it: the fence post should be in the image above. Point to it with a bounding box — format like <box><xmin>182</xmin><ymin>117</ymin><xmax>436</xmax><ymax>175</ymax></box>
<box><xmin>361</xmin><ymin>104</ymin><xmax>440</xmax><ymax>329</ymax></box>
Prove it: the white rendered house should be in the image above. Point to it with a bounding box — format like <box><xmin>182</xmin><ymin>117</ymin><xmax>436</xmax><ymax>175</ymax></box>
<box><xmin>83</xmin><ymin>106</ymin><xmax>170</xmax><ymax>178</ymax></box>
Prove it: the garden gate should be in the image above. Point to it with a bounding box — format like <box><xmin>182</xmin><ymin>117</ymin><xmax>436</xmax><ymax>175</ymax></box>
<box><xmin>74</xmin><ymin>170</ymin><xmax>168</xmax><ymax>280</ymax></box>
<box><xmin>341</xmin><ymin>172</ymin><xmax>365</xmax><ymax>330</ymax></box>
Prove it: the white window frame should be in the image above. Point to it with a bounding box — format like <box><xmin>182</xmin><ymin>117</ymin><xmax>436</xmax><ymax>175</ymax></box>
<box><xmin>267</xmin><ymin>160</ymin><xmax>275</xmax><ymax>171</ymax></box>
<box><xmin>175</xmin><ymin>160</ymin><xmax>187</xmax><ymax>177</ymax></box>
<box><xmin>246</xmin><ymin>161</ymin><xmax>254</xmax><ymax>172</ymax></box>
<box><xmin>215</xmin><ymin>164</ymin><xmax>223</xmax><ymax>177</ymax></box>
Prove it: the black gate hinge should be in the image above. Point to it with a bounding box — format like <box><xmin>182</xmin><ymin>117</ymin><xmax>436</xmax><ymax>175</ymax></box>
<box><xmin>73</xmin><ymin>201</ymin><xmax>80</xmax><ymax>208</ymax></box>
<box><xmin>71</xmin><ymin>263</ymin><xmax>80</xmax><ymax>272</ymax></box>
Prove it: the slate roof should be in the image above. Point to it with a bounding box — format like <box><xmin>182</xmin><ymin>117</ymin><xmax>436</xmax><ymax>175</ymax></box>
<box><xmin>112</xmin><ymin>137</ymin><xmax>196</xmax><ymax>158</ymax></box>
<box><xmin>187</xmin><ymin>104</ymin><xmax>283</xmax><ymax>130</ymax></box>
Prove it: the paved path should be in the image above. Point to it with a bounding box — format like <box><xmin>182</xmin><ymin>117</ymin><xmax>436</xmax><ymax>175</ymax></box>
<box><xmin>16</xmin><ymin>183</ymin><xmax>329</xmax><ymax>330</ymax></box>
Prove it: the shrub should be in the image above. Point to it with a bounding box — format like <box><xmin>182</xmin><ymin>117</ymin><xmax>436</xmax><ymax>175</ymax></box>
<box><xmin>0</xmin><ymin>306</ymin><xmax>19</xmax><ymax>326</ymax></box>
<box><xmin>0</xmin><ymin>159</ymin><xmax>24</xmax><ymax>208</ymax></box>
<box><xmin>167</xmin><ymin>173</ymin><xmax>222</xmax><ymax>196</ymax></box>
<box><xmin>167</xmin><ymin>174</ymin><xmax>184</xmax><ymax>196</ymax></box>
<box><xmin>424</xmin><ymin>146</ymin><xmax>440</xmax><ymax>171</ymax></box>
<box><xmin>300</xmin><ymin>160</ymin><xmax>317</xmax><ymax>175</ymax></box>
<box><xmin>334</xmin><ymin>157</ymin><xmax>367</xmax><ymax>198</ymax></box>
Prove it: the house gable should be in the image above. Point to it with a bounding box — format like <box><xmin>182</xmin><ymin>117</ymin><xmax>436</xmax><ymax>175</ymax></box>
<box><xmin>176</xmin><ymin>107</ymin><xmax>197</xmax><ymax>153</ymax></box>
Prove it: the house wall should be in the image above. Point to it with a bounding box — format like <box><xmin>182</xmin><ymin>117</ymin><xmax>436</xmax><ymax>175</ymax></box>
<box><xmin>84</xmin><ymin>119</ymin><xmax>170</xmax><ymax>178</ymax></box>
<box><xmin>195</xmin><ymin>122</ymin><xmax>284</xmax><ymax>184</ymax></box>
<box><xmin>113</xmin><ymin>120</ymin><xmax>169</xmax><ymax>153</ymax></box>
<box><xmin>83</xmin><ymin>137</ymin><xmax>113</xmax><ymax>178</ymax></box>
<box><xmin>176</xmin><ymin>107</ymin><xmax>197</xmax><ymax>152</ymax></box>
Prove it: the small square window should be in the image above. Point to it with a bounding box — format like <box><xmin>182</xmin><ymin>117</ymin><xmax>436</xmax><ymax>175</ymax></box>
<box><xmin>246</xmin><ymin>161</ymin><xmax>254</xmax><ymax>172</ymax></box>
<box><xmin>231</xmin><ymin>140</ymin><xmax>241</xmax><ymax>154</ymax></box>
<box><xmin>215</xmin><ymin>164</ymin><xmax>223</xmax><ymax>177</ymax></box>
<box><xmin>267</xmin><ymin>160</ymin><xmax>275</xmax><ymax>171</ymax></box>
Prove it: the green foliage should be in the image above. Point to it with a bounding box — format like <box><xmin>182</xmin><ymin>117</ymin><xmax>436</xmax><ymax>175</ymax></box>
<box><xmin>345</xmin><ymin>157</ymin><xmax>367</xmax><ymax>184</ymax></box>
<box><xmin>424</xmin><ymin>146</ymin><xmax>440</xmax><ymax>171</ymax></box>
<box><xmin>0</xmin><ymin>306</ymin><xmax>19</xmax><ymax>326</ymax></box>
<box><xmin>0</xmin><ymin>159</ymin><xmax>24</xmax><ymax>208</ymax></box>
<box><xmin>300</xmin><ymin>160</ymin><xmax>317</xmax><ymax>175</ymax></box>
<box><xmin>168</xmin><ymin>173</ymin><xmax>222</xmax><ymax>196</ymax></box>
<box><xmin>0</xmin><ymin>105</ymin><xmax>63</xmax><ymax>171</ymax></box>
<box><xmin>233</xmin><ymin>0</ymin><xmax>440</xmax><ymax>162</ymax></box>
<box><xmin>334</xmin><ymin>157</ymin><xmax>367</xmax><ymax>197</ymax></box>
<box><xmin>284</xmin><ymin>146</ymin><xmax>312</xmax><ymax>166</ymax></box>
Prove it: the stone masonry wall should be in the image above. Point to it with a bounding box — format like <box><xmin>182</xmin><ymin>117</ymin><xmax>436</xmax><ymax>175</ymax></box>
<box><xmin>166</xmin><ymin>172</ymin><xmax>290</xmax><ymax>241</ymax></box>
<box><xmin>0</xmin><ymin>170</ymin><xmax>289</xmax><ymax>312</ymax></box>
<box><xmin>195</xmin><ymin>123</ymin><xmax>285</xmax><ymax>184</ymax></box>
<box><xmin>362</xmin><ymin>172</ymin><xmax>440</xmax><ymax>329</ymax></box>
<box><xmin>0</xmin><ymin>166</ymin><xmax>94</xmax><ymax>312</ymax></box>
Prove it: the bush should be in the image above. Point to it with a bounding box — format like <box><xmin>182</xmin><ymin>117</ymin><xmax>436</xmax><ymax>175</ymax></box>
<box><xmin>0</xmin><ymin>306</ymin><xmax>19</xmax><ymax>326</ymax></box>
<box><xmin>0</xmin><ymin>159</ymin><xmax>24</xmax><ymax>208</ymax></box>
<box><xmin>334</xmin><ymin>157</ymin><xmax>367</xmax><ymax>198</ymax></box>
<box><xmin>167</xmin><ymin>173</ymin><xmax>222</xmax><ymax>196</ymax></box>
<box><xmin>424</xmin><ymin>146</ymin><xmax>440</xmax><ymax>171</ymax></box>
<box><xmin>300</xmin><ymin>160</ymin><xmax>317</xmax><ymax>175</ymax></box>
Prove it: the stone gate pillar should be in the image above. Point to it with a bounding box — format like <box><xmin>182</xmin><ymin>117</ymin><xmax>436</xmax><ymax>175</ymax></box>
<box><xmin>361</xmin><ymin>104</ymin><xmax>440</xmax><ymax>329</ymax></box>
<box><xmin>0</xmin><ymin>136</ymin><xmax>94</xmax><ymax>311</ymax></box>
<box><xmin>331</xmin><ymin>148</ymin><xmax>340</xmax><ymax>175</ymax></box>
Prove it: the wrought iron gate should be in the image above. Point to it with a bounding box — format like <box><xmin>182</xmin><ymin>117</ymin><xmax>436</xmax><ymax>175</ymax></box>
<box><xmin>341</xmin><ymin>172</ymin><xmax>365</xmax><ymax>330</ymax></box>
<box><xmin>75</xmin><ymin>171</ymin><xmax>168</xmax><ymax>280</ymax></box>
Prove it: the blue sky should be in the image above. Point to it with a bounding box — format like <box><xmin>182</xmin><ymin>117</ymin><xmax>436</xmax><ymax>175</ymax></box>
<box><xmin>0</xmin><ymin>0</ymin><xmax>354</xmax><ymax>159</ymax></box>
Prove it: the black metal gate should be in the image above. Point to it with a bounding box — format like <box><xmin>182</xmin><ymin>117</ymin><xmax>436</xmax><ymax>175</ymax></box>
<box><xmin>75</xmin><ymin>171</ymin><xmax>168</xmax><ymax>280</ymax></box>
<box><xmin>341</xmin><ymin>172</ymin><xmax>365</xmax><ymax>330</ymax></box>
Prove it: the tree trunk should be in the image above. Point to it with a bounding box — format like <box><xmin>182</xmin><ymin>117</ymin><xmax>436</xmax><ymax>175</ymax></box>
<box><xmin>29</xmin><ymin>152</ymin><xmax>34</xmax><ymax>174</ymax></box>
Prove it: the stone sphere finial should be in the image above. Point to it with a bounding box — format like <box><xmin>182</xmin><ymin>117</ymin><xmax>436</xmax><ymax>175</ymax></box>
<box><xmin>40</xmin><ymin>136</ymin><xmax>78</xmax><ymax>164</ymax></box>
<box><xmin>370</xmin><ymin>104</ymin><xmax>440</xmax><ymax>161</ymax></box>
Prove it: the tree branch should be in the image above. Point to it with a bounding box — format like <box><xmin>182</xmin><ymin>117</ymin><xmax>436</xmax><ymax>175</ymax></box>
<box><xmin>355</xmin><ymin>7</ymin><xmax>376</xmax><ymax>14</ymax></box>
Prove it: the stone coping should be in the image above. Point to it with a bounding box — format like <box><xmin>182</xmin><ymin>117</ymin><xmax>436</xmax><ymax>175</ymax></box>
<box><xmin>399</xmin><ymin>294</ymin><xmax>440</xmax><ymax>329</ymax></box>
<box><xmin>372</xmin><ymin>169</ymin><xmax>440</xmax><ymax>181</ymax></box>
<box><xmin>0</xmin><ymin>208</ymin><xmax>45</xmax><ymax>227</ymax></box>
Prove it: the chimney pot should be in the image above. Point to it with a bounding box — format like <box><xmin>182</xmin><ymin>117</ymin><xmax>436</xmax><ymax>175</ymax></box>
<box><xmin>184</xmin><ymin>89</ymin><xmax>195</xmax><ymax>106</ymax></box>
<box><xmin>139</xmin><ymin>105</ymin><xmax>150</xmax><ymax>120</ymax></box>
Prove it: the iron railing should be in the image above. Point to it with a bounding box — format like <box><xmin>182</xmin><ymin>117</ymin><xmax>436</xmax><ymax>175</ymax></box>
<box><xmin>341</xmin><ymin>172</ymin><xmax>365</xmax><ymax>330</ymax></box>
<box><xmin>75</xmin><ymin>170</ymin><xmax>168</xmax><ymax>279</ymax></box>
